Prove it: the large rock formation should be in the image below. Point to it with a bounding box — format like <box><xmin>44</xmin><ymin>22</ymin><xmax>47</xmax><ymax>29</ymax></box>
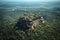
<box><xmin>14</xmin><ymin>13</ymin><xmax>45</xmax><ymax>30</ymax></box>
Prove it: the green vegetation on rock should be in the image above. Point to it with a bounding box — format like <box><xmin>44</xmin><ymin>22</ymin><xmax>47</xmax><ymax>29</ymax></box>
<box><xmin>0</xmin><ymin>13</ymin><xmax>60</xmax><ymax>40</ymax></box>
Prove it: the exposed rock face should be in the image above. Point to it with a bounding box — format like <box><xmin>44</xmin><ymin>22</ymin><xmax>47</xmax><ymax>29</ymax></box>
<box><xmin>31</xmin><ymin>17</ymin><xmax>45</xmax><ymax>30</ymax></box>
<box><xmin>40</xmin><ymin>17</ymin><xmax>45</xmax><ymax>23</ymax></box>
<box><xmin>14</xmin><ymin>14</ymin><xmax>45</xmax><ymax>30</ymax></box>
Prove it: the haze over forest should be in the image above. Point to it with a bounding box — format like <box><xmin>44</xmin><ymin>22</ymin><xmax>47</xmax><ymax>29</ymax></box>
<box><xmin>0</xmin><ymin>0</ymin><xmax>60</xmax><ymax>40</ymax></box>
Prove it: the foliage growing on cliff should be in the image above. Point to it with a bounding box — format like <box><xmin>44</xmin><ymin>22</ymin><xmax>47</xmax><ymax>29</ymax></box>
<box><xmin>0</xmin><ymin>13</ymin><xmax>60</xmax><ymax>40</ymax></box>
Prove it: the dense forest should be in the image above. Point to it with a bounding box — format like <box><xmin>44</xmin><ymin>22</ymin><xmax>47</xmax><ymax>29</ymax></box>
<box><xmin>0</xmin><ymin>13</ymin><xmax>60</xmax><ymax>40</ymax></box>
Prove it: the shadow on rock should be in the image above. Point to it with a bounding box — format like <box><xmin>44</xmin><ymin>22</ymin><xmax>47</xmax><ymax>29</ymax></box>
<box><xmin>14</xmin><ymin>17</ymin><xmax>33</xmax><ymax>31</ymax></box>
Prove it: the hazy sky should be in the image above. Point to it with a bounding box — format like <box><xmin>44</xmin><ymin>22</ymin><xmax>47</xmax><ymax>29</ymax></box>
<box><xmin>1</xmin><ymin>0</ymin><xmax>60</xmax><ymax>2</ymax></box>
